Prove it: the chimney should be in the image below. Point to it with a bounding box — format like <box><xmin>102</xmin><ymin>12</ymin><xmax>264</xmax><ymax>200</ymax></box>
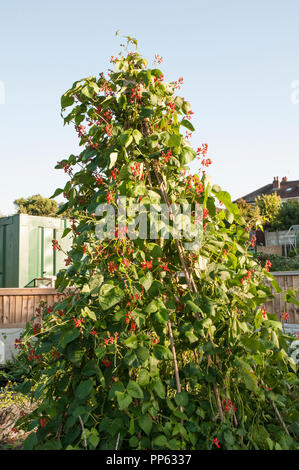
<box><xmin>272</xmin><ymin>177</ymin><xmax>280</xmax><ymax>189</ymax></box>
<box><xmin>281</xmin><ymin>176</ymin><xmax>288</xmax><ymax>184</ymax></box>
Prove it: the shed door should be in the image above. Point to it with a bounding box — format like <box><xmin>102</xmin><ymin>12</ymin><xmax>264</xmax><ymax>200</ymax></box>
<box><xmin>39</xmin><ymin>227</ymin><xmax>55</xmax><ymax>278</ymax></box>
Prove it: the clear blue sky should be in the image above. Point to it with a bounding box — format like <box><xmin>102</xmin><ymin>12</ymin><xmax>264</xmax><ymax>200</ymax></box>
<box><xmin>0</xmin><ymin>0</ymin><xmax>299</xmax><ymax>215</ymax></box>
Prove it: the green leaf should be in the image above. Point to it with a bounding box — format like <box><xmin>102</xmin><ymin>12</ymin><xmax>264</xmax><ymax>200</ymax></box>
<box><xmin>86</xmin><ymin>428</ymin><xmax>100</xmax><ymax>449</ymax></box>
<box><xmin>180</xmin><ymin>119</ymin><xmax>195</xmax><ymax>132</ymax></box>
<box><xmin>154</xmin><ymin>434</ymin><xmax>168</xmax><ymax>447</ymax></box>
<box><xmin>186</xmin><ymin>300</ymin><xmax>202</xmax><ymax>314</ymax></box>
<box><xmin>61</xmin><ymin>327</ymin><xmax>80</xmax><ymax>348</ymax></box>
<box><xmin>23</xmin><ymin>432</ymin><xmax>37</xmax><ymax>450</ymax></box>
<box><xmin>154</xmin><ymin>308</ymin><xmax>169</xmax><ymax>324</ymax></box>
<box><xmin>61</xmin><ymin>94</ymin><xmax>74</xmax><ymax>108</ymax></box>
<box><xmin>67</xmin><ymin>342</ymin><xmax>86</xmax><ymax>366</ymax></box>
<box><xmin>115</xmin><ymin>391</ymin><xmax>132</xmax><ymax>410</ymax></box>
<box><xmin>153</xmin><ymin>379</ymin><xmax>166</xmax><ymax>398</ymax></box>
<box><xmin>224</xmin><ymin>430</ymin><xmax>235</xmax><ymax>446</ymax></box>
<box><xmin>147</xmin><ymin>243</ymin><xmax>163</xmax><ymax>258</ymax></box>
<box><xmin>138</xmin><ymin>414</ymin><xmax>152</xmax><ymax>436</ymax></box>
<box><xmin>132</xmin><ymin>129</ymin><xmax>143</xmax><ymax>145</ymax></box>
<box><xmin>136</xmin><ymin>346</ymin><xmax>150</xmax><ymax>362</ymax></box>
<box><xmin>234</xmin><ymin>358</ymin><xmax>258</xmax><ymax>391</ymax></box>
<box><xmin>174</xmin><ymin>391</ymin><xmax>189</xmax><ymax>407</ymax></box>
<box><xmin>145</xmin><ymin>300</ymin><xmax>159</xmax><ymax>314</ymax></box>
<box><xmin>140</xmin><ymin>107</ymin><xmax>154</xmax><ymax>118</ymax></box>
<box><xmin>138</xmin><ymin>369</ymin><xmax>150</xmax><ymax>386</ymax></box>
<box><xmin>127</xmin><ymin>381</ymin><xmax>144</xmax><ymax>399</ymax></box>
<box><xmin>140</xmin><ymin>271</ymin><xmax>153</xmax><ymax>291</ymax></box>
<box><xmin>124</xmin><ymin>335</ymin><xmax>138</xmax><ymax>349</ymax></box>
<box><xmin>83</xmin><ymin>307</ymin><xmax>97</xmax><ymax>321</ymax></box>
<box><xmin>109</xmin><ymin>152</ymin><xmax>118</xmax><ymax>169</ymax></box>
<box><xmin>39</xmin><ymin>440</ymin><xmax>63</xmax><ymax>450</ymax></box>
<box><xmin>50</xmin><ymin>187</ymin><xmax>64</xmax><ymax>199</ymax></box>
<box><xmin>98</xmin><ymin>283</ymin><xmax>124</xmax><ymax>310</ymax></box>
<box><xmin>216</xmin><ymin>191</ymin><xmax>239</xmax><ymax>217</ymax></box>
<box><xmin>82</xmin><ymin>361</ymin><xmax>100</xmax><ymax>377</ymax></box>
<box><xmin>153</xmin><ymin>344</ymin><xmax>173</xmax><ymax>361</ymax></box>
<box><xmin>180</xmin><ymin>147</ymin><xmax>196</xmax><ymax>165</ymax></box>
<box><xmin>119</xmin><ymin>130</ymin><xmax>133</xmax><ymax>147</ymax></box>
<box><xmin>75</xmin><ymin>379</ymin><xmax>93</xmax><ymax>400</ymax></box>
<box><xmin>168</xmin><ymin>133</ymin><xmax>182</xmax><ymax>148</ymax></box>
<box><xmin>182</xmin><ymin>101</ymin><xmax>191</xmax><ymax>114</ymax></box>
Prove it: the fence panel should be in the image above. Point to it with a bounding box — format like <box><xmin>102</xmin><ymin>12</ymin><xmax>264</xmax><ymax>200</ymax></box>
<box><xmin>0</xmin><ymin>288</ymin><xmax>58</xmax><ymax>328</ymax></box>
<box><xmin>264</xmin><ymin>272</ymin><xmax>299</xmax><ymax>324</ymax></box>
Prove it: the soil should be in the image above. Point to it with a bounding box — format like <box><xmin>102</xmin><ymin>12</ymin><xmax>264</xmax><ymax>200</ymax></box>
<box><xmin>0</xmin><ymin>402</ymin><xmax>36</xmax><ymax>450</ymax></box>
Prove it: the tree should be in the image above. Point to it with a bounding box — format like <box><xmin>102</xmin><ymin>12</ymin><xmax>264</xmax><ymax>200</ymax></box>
<box><xmin>16</xmin><ymin>39</ymin><xmax>298</xmax><ymax>451</ymax></box>
<box><xmin>13</xmin><ymin>194</ymin><xmax>73</xmax><ymax>219</ymax></box>
<box><xmin>271</xmin><ymin>199</ymin><xmax>299</xmax><ymax>231</ymax></box>
<box><xmin>255</xmin><ymin>193</ymin><xmax>282</xmax><ymax>229</ymax></box>
<box><xmin>14</xmin><ymin>194</ymin><xmax>59</xmax><ymax>217</ymax></box>
<box><xmin>235</xmin><ymin>198</ymin><xmax>262</xmax><ymax>229</ymax></box>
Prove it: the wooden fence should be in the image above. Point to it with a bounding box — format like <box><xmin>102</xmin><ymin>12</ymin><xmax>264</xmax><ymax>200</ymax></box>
<box><xmin>0</xmin><ymin>272</ymin><xmax>298</xmax><ymax>329</ymax></box>
<box><xmin>0</xmin><ymin>288</ymin><xmax>57</xmax><ymax>328</ymax></box>
<box><xmin>264</xmin><ymin>272</ymin><xmax>299</xmax><ymax>324</ymax></box>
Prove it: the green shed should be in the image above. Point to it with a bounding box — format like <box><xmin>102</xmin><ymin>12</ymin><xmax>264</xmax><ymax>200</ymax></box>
<box><xmin>0</xmin><ymin>214</ymin><xmax>72</xmax><ymax>287</ymax></box>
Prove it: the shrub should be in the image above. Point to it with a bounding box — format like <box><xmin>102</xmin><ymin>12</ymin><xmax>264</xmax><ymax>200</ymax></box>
<box><xmin>15</xmin><ymin>39</ymin><xmax>299</xmax><ymax>451</ymax></box>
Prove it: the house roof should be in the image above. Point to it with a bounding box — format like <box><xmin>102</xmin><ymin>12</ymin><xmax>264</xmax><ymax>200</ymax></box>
<box><xmin>234</xmin><ymin>177</ymin><xmax>299</xmax><ymax>204</ymax></box>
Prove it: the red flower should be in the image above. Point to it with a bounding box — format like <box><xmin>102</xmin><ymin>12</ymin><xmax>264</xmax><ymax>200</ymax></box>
<box><xmin>160</xmin><ymin>262</ymin><xmax>169</xmax><ymax>272</ymax></box>
<box><xmin>264</xmin><ymin>260</ymin><xmax>272</xmax><ymax>272</ymax></box>
<box><xmin>40</xmin><ymin>418</ymin><xmax>48</xmax><ymax>428</ymax></box>
<box><xmin>212</xmin><ymin>437</ymin><xmax>220</xmax><ymax>449</ymax></box>
<box><xmin>52</xmin><ymin>350</ymin><xmax>60</xmax><ymax>359</ymax></box>
<box><xmin>74</xmin><ymin>317</ymin><xmax>84</xmax><ymax>328</ymax></box>
<box><xmin>251</xmin><ymin>236</ymin><xmax>257</xmax><ymax>247</ymax></box>
<box><xmin>95</xmin><ymin>176</ymin><xmax>103</xmax><ymax>185</ymax></box>
<box><xmin>102</xmin><ymin>358</ymin><xmax>112</xmax><ymax>368</ymax></box>
<box><xmin>108</xmin><ymin>261</ymin><xmax>118</xmax><ymax>274</ymax></box>
<box><xmin>202</xmin><ymin>208</ymin><xmax>209</xmax><ymax>219</ymax></box>
<box><xmin>261</xmin><ymin>307</ymin><xmax>267</xmax><ymax>319</ymax></box>
<box><xmin>106</xmin><ymin>191</ymin><xmax>115</xmax><ymax>204</ymax></box>
<box><xmin>280</xmin><ymin>312</ymin><xmax>289</xmax><ymax>321</ymax></box>
<box><xmin>141</xmin><ymin>260</ymin><xmax>153</xmax><ymax>269</ymax></box>
<box><xmin>52</xmin><ymin>239</ymin><xmax>62</xmax><ymax>251</ymax></box>
<box><xmin>33</xmin><ymin>323</ymin><xmax>41</xmax><ymax>335</ymax></box>
<box><xmin>154</xmin><ymin>54</ymin><xmax>163</xmax><ymax>64</ymax></box>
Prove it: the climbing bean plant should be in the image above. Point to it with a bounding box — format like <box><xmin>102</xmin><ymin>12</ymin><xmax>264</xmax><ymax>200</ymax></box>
<box><xmin>16</xmin><ymin>37</ymin><xmax>298</xmax><ymax>450</ymax></box>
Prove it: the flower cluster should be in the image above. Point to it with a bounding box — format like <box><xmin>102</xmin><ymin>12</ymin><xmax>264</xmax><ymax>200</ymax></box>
<box><xmin>108</xmin><ymin>261</ymin><xmax>118</xmax><ymax>274</ymax></box>
<box><xmin>154</xmin><ymin>54</ymin><xmax>163</xmax><ymax>64</ymax></box>
<box><xmin>186</xmin><ymin>175</ymin><xmax>204</xmax><ymax>197</ymax></box>
<box><xmin>104</xmin><ymin>332</ymin><xmax>119</xmax><ymax>345</ymax></box>
<box><xmin>261</xmin><ymin>306</ymin><xmax>267</xmax><ymax>319</ymax></box>
<box><xmin>250</xmin><ymin>235</ymin><xmax>257</xmax><ymax>247</ymax></box>
<box><xmin>161</xmin><ymin>150</ymin><xmax>172</xmax><ymax>163</ymax></box>
<box><xmin>130</xmin><ymin>162</ymin><xmax>142</xmax><ymax>179</ymax></box>
<box><xmin>222</xmin><ymin>397</ymin><xmax>237</xmax><ymax>413</ymax></box>
<box><xmin>264</xmin><ymin>260</ymin><xmax>272</xmax><ymax>272</ymax></box>
<box><xmin>280</xmin><ymin>312</ymin><xmax>289</xmax><ymax>321</ymax></box>
<box><xmin>52</xmin><ymin>239</ymin><xmax>62</xmax><ymax>251</ymax></box>
<box><xmin>240</xmin><ymin>269</ymin><xmax>254</xmax><ymax>285</ymax></box>
<box><xmin>131</xmin><ymin>85</ymin><xmax>142</xmax><ymax>102</ymax></box>
<box><xmin>141</xmin><ymin>260</ymin><xmax>153</xmax><ymax>269</ymax></box>
<box><xmin>74</xmin><ymin>317</ymin><xmax>85</xmax><ymax>328</ymax></box>
<box><xmin>102</xmin><ymin>358</ymin><xmax>112</xmax><ymax>368</ymax></box>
